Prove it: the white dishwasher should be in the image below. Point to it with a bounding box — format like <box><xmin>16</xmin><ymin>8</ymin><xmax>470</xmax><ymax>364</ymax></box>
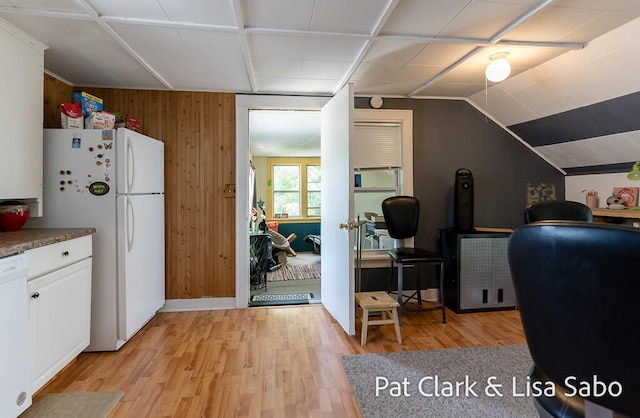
<box><xmin>0</xmin><ymin>253</ymin><xmax>32</xmax><ymax>418</ymax></box>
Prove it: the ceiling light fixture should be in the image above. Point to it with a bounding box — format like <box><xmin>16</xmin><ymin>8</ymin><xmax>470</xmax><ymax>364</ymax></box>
<box><xmin>485</xmin><ymin>53</ymin><xmax>511</xmax><ymax>83</ymax></box>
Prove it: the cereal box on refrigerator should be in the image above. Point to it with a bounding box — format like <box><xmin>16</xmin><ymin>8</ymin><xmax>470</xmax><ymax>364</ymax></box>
<box><xmin>71</xmin><ymin>91</ymin><xmax>103</xmax><ymax>118</ymax></box>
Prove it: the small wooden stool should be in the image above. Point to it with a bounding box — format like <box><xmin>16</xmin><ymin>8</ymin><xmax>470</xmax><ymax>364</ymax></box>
<box><xmin>355</xmin><ymin>291</ymin><xmax>402</xmax><ymax>346</ymax></box>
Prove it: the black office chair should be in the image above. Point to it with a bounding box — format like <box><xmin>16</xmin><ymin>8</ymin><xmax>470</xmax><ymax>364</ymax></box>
<box><xmin>523</xmin><ymin>200</ymin><xmax>592</xmax><ymax>223</ymax></box>
<box><xmin>381</xmin><ymin>196</ymin><xmax>446</xmax><ymax>325</ymax></box>
<box><xmin>508</xmin><ymin>222</ymin><xmax>640</xmax><ymax>417</ymax></box>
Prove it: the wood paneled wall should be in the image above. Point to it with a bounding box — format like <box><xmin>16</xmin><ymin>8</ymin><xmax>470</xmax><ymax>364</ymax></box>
<box><xmin>43</xmin><ymin>74</ymin><xmax>236</xmax><ymax>299</ymax></box>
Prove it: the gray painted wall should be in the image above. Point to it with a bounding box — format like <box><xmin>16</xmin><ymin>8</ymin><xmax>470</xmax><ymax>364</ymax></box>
<box><xmin>355</xmin><ymin>97</ymin><xmax>565</xmax><ymax>252</ymax></box>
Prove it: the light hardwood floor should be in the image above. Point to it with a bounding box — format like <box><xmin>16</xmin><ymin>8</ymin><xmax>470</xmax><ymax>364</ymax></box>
<box><xmin>36</xmin><ymin>306</ymin><xmax>526</xmax><ymax>417</ymax></box>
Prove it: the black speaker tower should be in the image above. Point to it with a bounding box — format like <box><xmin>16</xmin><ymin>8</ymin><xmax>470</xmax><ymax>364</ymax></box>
<box><xmin>454</xmin><ymin>168</ymin><xmax>474</xmax><ymax>232</ymax></box>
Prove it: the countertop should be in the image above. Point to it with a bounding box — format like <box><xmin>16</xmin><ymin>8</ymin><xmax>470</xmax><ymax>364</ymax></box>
<box><xmin>0</xmin><ymin>228</ymin><xmax>96</xmax><ymax>258</ymax></box>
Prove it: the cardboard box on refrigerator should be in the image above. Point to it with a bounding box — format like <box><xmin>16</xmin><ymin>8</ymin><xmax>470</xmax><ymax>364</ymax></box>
<box><xmin>71</xmin><ymin>91</ymin><xmax>103</xmax><ymax>118</ymax></box>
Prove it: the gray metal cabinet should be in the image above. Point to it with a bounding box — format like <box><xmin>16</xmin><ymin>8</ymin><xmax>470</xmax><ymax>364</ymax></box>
<box><xmin>442</xmin><ymin>230</ymin><xmax>517</xmax><ymax>313</ymax></box>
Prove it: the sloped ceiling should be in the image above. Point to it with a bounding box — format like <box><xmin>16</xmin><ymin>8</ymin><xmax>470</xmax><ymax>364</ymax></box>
<box><xmin>1</xmin><ymin>0</ymin><xmax>640</xmax><ymax>170</ymax></box>
<box><xmin>469</xmin><ymin>16</ymin><xmax>640</xmax><ymax>175</ymax></box>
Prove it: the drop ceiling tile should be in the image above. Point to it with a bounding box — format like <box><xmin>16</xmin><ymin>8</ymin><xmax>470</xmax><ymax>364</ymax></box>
<box><xmin>415</xmin><ymin>82</ymin><xmax>485</xmax><ymax>98</ymax></box>
<box><xmin>176</xmin><ymin>29</ymin><xmax>251</xmax><ymax>89</ymax></box>
<box><xmin>547</xmin><ymin>55</ymin><xmax>639</xmax><ymax>107</ymax></box>
<box><xmin>409</xmin><ymin>43</ymin><xmax>477</xmax><ymax>66</ymax></box>
<box><xmin>599</xmin><ymin>47</ymin><xmax>640</xmax><ymax>96</ymax></box>
<box><xmin>303</xmin><ymin>36</ymin><xmax>366</xmax><ymax>61</ymax></box>
<box><xmin>362</xmin><ymin>39</ymin><xmax>425</xmax><ymax>65</ymax></box>
<box><xmin>86</xmin><ymin>0</ymin><xmax>169</xmax><ymax>22</ymax></box>
<box><xmin>88</xmin><ymin>1</ymin><xmax>237</xmax><ymax>26</ymax></box>
<box><xmin>616</xmin><ymin>0</ymin><xmax>640</xmax><ymax>12</ymax></box>
<box><xmin>254</xmin><ymin>77</ymin><xmax>298</xmax><ymax>92</ymax></box>
<box><xmin>592</xmin><ymin>12</ymin><xmax>640</xmax><ymax>50</ymax></box>
<box><xmin>292</xmin><ymin>78</ymin><xmax>339</xmax><ymax>94</ymax></box>
<box><xmin>437</xmin><ymin>70</ymin><xmax>485</xmax><ymax>86</ymax></box>
<box><xmin>553</xmin><ymin>0</ymin><xmax>639</xmax><ymax>11</ymax></box>
<box><xmin>507</xmin><ymin>6</ymin><xmax>606</xmax><ymax>42</ymax></box>
<box><xmin>254</xmin><ymin>76</ymin><xmax>337</xmax><ymax>95</ymax></box>
<box><xmin>438</xmin><ymin>1</ymin><xmax>534</xmax><ymax>39</ymax></box>
<box><xmin>157</xmin><ymin>0</ymin><xmax>236</xmax><ymax>26</ymax></box>
<box><xmin>299</xmin><ymin>60</ymin><xmax>352</xmax><ymax>79</ymax></box>
<box><xmin>546</xmin><ymin>16</ymin><xmax>640</xmax><ymax>76</ymax></box>
<box><xmin>380</xmin><ymin>0</ymin><xmax>471</xmax><ymax>37</ymax></box>
<box><xmin>248</xmin><ymin>33</ymin><xmax>307</xmax><ymax>59</ymax></box>
<box><xmin>554</xmin><ymin>10</ymin><xmax>640</xmax><ymax>43</ymax></box>
<box><xmin>391</xmin><ymin>64</ymin><xmax>445</xmax><ymax>83</ymax></box>
<box><xmin>1</xmin><ymin>13</ymin><xmax>102</xmax><ymax>48</ymax></box>
<box><xmin>470</xmin><ymin>87</ymin><xmax>539</xmax><ymax>128</ymax></box>
<box><xmin>356</xmin><ymin>79</ymin><xmax>430</xmax><ymax>96</ymax></box>
<box><xmin>509</xmin><ymin>48</ymin><xmax>571</xmax><ymax>72</ymax></box>
<box><xmin>4</xmin><ymin>0</ymin><xmax>82</xmax><ymax>12</ymax></box>
<box><xmin>242</xmin><ymin>0</ymin><xmax>315</xmax><ymax>30</ymax></box>
<box><xmin>350</xmin><ymin>62</ymin><xmax>403</xmax><ymax>82</ymax></box>
<box><xmin>310</xmin><ymin>0</ymin><xmax>389</xmax><ymax>34</ymax></box>
<box><xmin>253</xmin><ymin>58</ymin><xmax>302</xmax><ymax>78</ymax></box>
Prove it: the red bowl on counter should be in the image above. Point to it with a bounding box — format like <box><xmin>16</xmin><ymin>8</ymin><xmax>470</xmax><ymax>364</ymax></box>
<box><xmin>0</xmin><ymin>203</ymin><xmax>30</xmax><ymax>232</ymax></box>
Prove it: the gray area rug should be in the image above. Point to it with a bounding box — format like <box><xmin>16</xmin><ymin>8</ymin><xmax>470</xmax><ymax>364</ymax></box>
<box><xmin>342</xmin><ymin>344</ymin><xmax>537</xmax><ymax>418</ymax></box>
<box><xmin>21</xmin><ymin>391</ymin><xmax>124</xmax><ymax>418</ymax></box>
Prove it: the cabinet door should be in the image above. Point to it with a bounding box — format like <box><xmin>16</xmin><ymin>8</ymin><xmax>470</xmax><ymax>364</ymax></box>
<box><xmin>492</xmin><ymin>237</ymin><xmax>517</xmax><ymax>307</ymax></box>
<box><xmin>28</xmin><ymin>258</ymin><xmax>92</xmax><ymax>392</ymax></box>
<box><xmin>0</xmin><ymin>26</ymin><xmax>44</xmax><ymax>213</ymax></box>
<box><xmin>458</xmin><ymin>237</ymin><xmax>494</xmax><ymax>310</ymax></box>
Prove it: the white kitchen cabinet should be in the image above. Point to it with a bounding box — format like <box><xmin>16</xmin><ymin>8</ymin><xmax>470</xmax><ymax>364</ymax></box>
<box><xmin>26</xmin><ymin>235</ymin><xmax>92</xmax><ymax>393</ymax></box>
<box><xmin>0</xmin><ymin>21</ymin><xmax>46</xmax><ymax>216</ymax></box>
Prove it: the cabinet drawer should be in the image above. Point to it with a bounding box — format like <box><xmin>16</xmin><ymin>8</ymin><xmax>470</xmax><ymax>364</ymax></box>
<box><xmin>26</xmin><ymin>235</ymin><xmax>92</xmax><ymax>279</ymax></box>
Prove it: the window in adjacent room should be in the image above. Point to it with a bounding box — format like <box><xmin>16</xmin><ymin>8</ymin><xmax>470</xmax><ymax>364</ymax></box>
<box><xmin>306</xmin><ymin>164</ymin><xmax>321</xmax><ymax>217</ymax></box>
<box><xmin>268</xmin><ymin>158</ymin><xmax>321</xmax><ymax>220</ymax></box>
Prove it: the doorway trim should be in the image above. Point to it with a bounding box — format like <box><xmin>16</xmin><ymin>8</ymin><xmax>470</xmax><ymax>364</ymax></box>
<box><xmin>235</xmin><ymin>95</ymin><xmax>329</xmax><ymax>308</ymax></box>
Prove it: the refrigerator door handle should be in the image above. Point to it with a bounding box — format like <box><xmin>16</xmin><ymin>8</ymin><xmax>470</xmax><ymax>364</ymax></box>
<box><xmin>127</xmin><ymin>137</ymin><xmax>136</xmax><ymax>192</ymax></box>
<box><xmin>126</xmin><ymin>196</ymin><xmax>135</xmax><ymax>252</ymax></box>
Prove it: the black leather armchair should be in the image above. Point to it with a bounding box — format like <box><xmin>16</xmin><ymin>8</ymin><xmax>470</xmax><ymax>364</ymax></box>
<box><xmin>523</xmin><ymin>200</ymin><xmax>592</xmax><ymax>224</ymax></box>
<box><xmin>508</xmin><ymin>222</ymin><xmax>640</xmax><ymax>417</ymax></box>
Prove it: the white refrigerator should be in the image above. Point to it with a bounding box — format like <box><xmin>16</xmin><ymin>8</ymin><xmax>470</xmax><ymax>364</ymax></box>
<box><xmin>33</xmin><ymin>128</ymin><xmax>165</xmax><ymax>351</ymax></box>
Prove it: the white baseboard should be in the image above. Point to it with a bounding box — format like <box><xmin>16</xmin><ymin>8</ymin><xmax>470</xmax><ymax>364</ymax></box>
<box><xmin>160</xmin><ymin>297</ymin><xmax>237</xmax><ymax>312</ymax></box>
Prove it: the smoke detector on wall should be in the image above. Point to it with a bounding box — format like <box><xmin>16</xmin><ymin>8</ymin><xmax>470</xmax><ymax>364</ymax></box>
<box><xmin>369</xmin><ymin>96</ymin><xmax>383</xmax><ymax>109</ymax></box>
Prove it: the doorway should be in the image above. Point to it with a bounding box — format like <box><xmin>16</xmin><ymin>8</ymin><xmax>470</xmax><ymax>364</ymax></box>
<box><xmin>248</xmin><ymin>109</ymin><xmax>322</xmax><ymax>306</ymax></box>
<box><xmin>235</xmin><ymin>95</ymin><xmax>329</xmax><ymax>309</ymax></box>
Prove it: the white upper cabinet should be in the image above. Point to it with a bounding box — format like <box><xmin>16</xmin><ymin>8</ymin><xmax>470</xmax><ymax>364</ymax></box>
<box><xmin>0</xmin><ymin>21</ymin><xmax>46</xmax><ymax>216</ymax></box>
